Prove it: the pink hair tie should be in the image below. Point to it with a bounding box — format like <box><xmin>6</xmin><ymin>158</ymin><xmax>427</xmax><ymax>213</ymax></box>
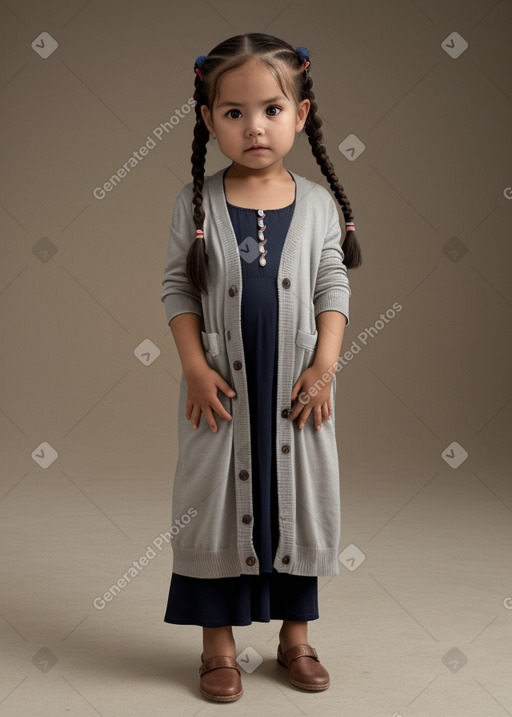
<box><xmin>195</xmin><ymin>229</ymin><xmax>204</xmax><ymax>238</ymax></box>
<box><xmin>345</xmin><ymin>223</ymin><xmax>355</xmax><ymax>231</ymax></box>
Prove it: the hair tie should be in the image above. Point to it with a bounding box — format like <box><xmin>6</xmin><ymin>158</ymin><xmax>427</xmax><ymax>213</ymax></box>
<box><xmin>195</xmin><ymin>229</ymin><xmax>204</xmax><ymax>239</ymax></box>
<box><xmin>296</xmin><ymin>46</ymin><xmax>311</xmax><ymax>71</ymax></box>
<box><xmin>345</xmin><ymin>222</ymin><xmax>355</xmax><ymax>231</ymax></box>
<box><xmin>194</xmin><ymin>55</ymin><xmax>206</xmax><ymax>81</ymax></box>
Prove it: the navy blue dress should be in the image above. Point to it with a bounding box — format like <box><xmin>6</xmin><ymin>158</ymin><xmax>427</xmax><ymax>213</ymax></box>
<box><xmin>163</xmin><ymin>172</ymin><xmax>318</xmax><ymax>627</ymax></box>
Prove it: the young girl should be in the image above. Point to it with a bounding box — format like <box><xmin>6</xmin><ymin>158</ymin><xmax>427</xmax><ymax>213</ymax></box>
<box><xmin>160</xmin><ymin>32</ymin><xmax>361</xmax><ymax>702</ymax></box>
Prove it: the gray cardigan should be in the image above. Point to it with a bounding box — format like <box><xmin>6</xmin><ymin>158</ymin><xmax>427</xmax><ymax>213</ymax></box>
<box><xmin>161</xmin><ymin>167</ymin><xmax>351</xmax><ymax>578</ymax></box>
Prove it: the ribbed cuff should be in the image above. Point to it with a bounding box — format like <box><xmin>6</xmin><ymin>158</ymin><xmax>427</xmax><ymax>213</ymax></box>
<box><xmin>314</xmin><ymin>290</ymin><xmax>350</xmax><ymax>325</ymax></box>
<box><xmin>163</xmin><ymin>294</ymin><xmax>203</xmax><ymax>326</ymax></box>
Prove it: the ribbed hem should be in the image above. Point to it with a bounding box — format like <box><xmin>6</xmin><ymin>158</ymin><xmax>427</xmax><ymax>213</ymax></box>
<box><xmin>292</xmin><ymin>546</ymin><xmax>340</xmax><ymax>576</ymax></box>
<box><xmin>171</xmin><ymin>547</ymin><xmax>255</xmax><ymax>579</ymax></box>
<box><xmin>171</xmin><ymin>545</ymin><xmax>340</xmax><ymax>578</ymax></box>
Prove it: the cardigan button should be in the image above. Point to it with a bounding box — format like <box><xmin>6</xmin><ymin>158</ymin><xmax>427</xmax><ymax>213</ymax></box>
<box><xmin>233</xmin><ymin>360</ymin><xmax>242</xmax><ymax>370</ymax></box>
<box><xmin>281</xmin><ymin>408</ymin><xmax>290</xmax><ymax>418</ymax></box>
<box><xmin>242</xmin><ymin>514</ymin><xmax>252</xmax><ymax>524</ymax></box>
<box><xmin>282</xmin><ymin>278</ymin><xmax>291</xmax><ymax>289</ymax></box>
<box><xmin>239</xmin><ymin>469</ymin><xmax>249</xmax><ymax>481</ymax></box>
<box><xmin>281</xmin><ymin>444</ymin><xmax>291</xmax><ymax>454</ymax></box>
<box><xmin>246</xmin><ymin>556</ymin><xmax>256</xmax><ymax>566</ymax></box>
<box><xmin>282</xmin><ymin>555</ymin><xmax>291</xmax><ymax>564</ymax></box>
<box><xmin>228</xmin><ymin>284</ymin><xmax>238</xmax><ymax>297</ymax></box>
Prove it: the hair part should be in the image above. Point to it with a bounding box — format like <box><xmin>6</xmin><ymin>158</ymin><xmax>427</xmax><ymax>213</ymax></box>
<box><xmin>186</xmin><ymin>33</ymin><xmax>362</xmax><ymax>294</ymax></box>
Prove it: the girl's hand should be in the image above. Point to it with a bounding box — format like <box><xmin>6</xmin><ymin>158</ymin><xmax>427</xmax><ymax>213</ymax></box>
<box><xmin>289</xmin><ymin>366</ymin><xmax>333</xmax><ymax>430</ymax></box>
<box><xmin>185</xmin><ymin>366</ymin><xmax>236</xmax><ymax>433</ymax></box>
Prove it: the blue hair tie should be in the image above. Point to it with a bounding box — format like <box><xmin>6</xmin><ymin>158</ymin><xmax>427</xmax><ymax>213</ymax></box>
<box><xmin>296</xmin><ymin>46</ymin><xmax>310</xmax><ymax>63</ymax></box>
<box><xmin>194</xmin><ymin>55</ymin><xmax>207</xmax><ymax>81</ymax></box>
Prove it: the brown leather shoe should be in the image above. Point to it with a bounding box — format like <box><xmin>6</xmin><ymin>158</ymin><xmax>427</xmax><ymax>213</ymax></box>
<box><xmin>199</xmin><ymin>654</ymin><xmax>243</xmax><ymax>702</ymax></box>
<box><xmin>277</xmin><ymin>643</ymin><xmax>330</xmax><ymax>690</ymax></box>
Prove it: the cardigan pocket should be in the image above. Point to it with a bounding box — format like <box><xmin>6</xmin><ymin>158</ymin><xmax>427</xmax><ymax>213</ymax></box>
<box><xmin>294</xmin><ymin>328</ymin><xmax>318</xmax><ymax>380</ymax></box>
<box><xmin>201</xmin><ymin>330</ymin><xmax>221</xmax><ymax>357</ymax></box>
<box><xmin>201</xmin><ymin>331</ymin><xmax>231</xmax><ymax>383</ymax></box>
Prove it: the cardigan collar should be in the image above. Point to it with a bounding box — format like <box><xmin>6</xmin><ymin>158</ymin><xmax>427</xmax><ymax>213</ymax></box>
<box><xmin>206</xmin><ymin>166</ymin><xmax>308</xmax><ymax>212</ymax></box>
<box><xmin>204</xmin><ymin>167</ymin><xmax>310</xmax><ymax>281</ymax></box>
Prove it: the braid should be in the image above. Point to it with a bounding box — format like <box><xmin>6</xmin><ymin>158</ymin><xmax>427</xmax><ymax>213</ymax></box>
<box><xmin>185</xmin><ymin>76</ymin><xmax>211</xmax><ymax>294</ymax></box>
<box><xmin>302</xmin><ymin>72</ymin><xmax>362</xmax><ymax>269</ymax></box>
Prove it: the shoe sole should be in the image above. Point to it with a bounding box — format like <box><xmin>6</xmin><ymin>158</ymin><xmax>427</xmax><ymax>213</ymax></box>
<box><xmin>200</xmin><ymin>687</ymin><xmax>244</xmax><ymax>702</ymax></box>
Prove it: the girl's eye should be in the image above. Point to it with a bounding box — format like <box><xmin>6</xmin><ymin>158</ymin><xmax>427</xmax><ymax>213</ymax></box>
<box><xmin>225</xmin><ymin>106</ymin><xmax>281</xmax><ymax>119</ymax></box>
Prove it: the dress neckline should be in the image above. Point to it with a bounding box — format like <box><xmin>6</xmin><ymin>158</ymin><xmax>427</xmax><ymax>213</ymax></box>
<box><xmin>226</xmin><ymin>200</ymin><xmax>295</xmax><ymax>211</ymax></box>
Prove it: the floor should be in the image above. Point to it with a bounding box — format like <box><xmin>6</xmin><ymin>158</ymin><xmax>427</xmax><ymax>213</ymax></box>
<box><xmin>1</xmin><ymin>460</ymin><xmax>511</xmax><ymax>717</ymax></box>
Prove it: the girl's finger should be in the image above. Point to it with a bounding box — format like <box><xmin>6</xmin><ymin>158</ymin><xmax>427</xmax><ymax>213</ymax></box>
<box><xmin>298</xmin><ymin>407</ymin><xmax>311</xmax><ymax>429</ymax></box>
<box><xmin>190</xmin><ymin>406</ymin><xmax>201</xmax><ymax>430</ymax></box>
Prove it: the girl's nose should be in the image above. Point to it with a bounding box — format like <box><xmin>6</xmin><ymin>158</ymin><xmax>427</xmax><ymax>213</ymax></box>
<box><xmin>245</xmin><ymin>117</ymin><xmax>264</xmax><ymax>137</ymax></box>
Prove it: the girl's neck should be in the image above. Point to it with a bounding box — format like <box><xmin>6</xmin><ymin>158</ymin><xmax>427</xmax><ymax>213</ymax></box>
<box><xmin>224</xmin><ymin>162</ymin><xmax>289</xmax><ymax>184</ymax></box>
<box><xmin>223</xmin><ymin>165</ymin><xmax>296</xmax><ymax>210</ymax></box>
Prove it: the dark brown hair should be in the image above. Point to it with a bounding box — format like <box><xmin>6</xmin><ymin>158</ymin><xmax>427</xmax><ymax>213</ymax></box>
<box><xmin>186</xmin><ymin>33</ymin><xmax>362</xmax><ymax>294</ymax></box>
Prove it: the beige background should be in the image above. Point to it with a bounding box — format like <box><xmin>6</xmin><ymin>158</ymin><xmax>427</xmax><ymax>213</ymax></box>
<box><xmin>1</xmin><ymin>1</ymin><xmax>511</xmax><ymax>715</ymax></box>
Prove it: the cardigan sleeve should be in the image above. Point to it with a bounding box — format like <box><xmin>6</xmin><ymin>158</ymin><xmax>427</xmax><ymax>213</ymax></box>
<box><xmin>160</xmin><ymin>186</ymin><xmax>204</xmax><ymax>326</ymax></box>
<box><xmin>313</xmin><ymin>195</ymin><xmax>351</xmax><ymax>325</ymax></box>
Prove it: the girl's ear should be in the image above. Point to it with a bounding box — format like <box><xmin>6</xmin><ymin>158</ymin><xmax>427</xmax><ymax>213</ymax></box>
<box><xmin>295</xmin><ymin>99</ymin><xmax>311</xmax><ymax>132</ymax></box>
<box><xmin>200</xmin><ymin>104</ymin><xmax>215</xmax><ymax>135</ymax></box>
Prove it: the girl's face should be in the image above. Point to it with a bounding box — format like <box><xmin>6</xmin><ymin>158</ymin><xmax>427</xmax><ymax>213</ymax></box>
<box><xmin>201</xmin><ymin>59</ymin><xmax>310</xmax><ymax>174</ymax></box>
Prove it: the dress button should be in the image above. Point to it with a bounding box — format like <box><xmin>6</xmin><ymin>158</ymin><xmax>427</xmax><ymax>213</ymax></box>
<box><xmin>282</xmin><ymin>278</ymin><xmax>291</xmax><ymax>289</ymax></box>
<box><xmin>228</xmin><ymin>284</ymin><xmax>238</xmax><ymax>297</ymax></box>
<box><xmin>281</xmin><ymin>408</ymin><xmax>290</xmax><ymax>418</ymax></box>
<box><xmin>246</xmin><ymin>556</ymin><xmax>256</xmax><ymax>566</ymax></box>
<box><xmin>242</xmin><ymin>514</ymin><xmax>252</xmax><ymax>524</ymax></box>
<box><xmin>282</xmin><ymin>555</ymin><xmax>291</xmax><ymax>564</ymax></box>
<box><xmin>233</xmin><ymin>360</ymin><xmax>242</xmax><ymax>370</ymax></box>
<box><xmin>239</xmin><ymin>469</ymin><xmax>249</xmax><ymax>481</ymax></box>
<box><xmin>281</xmin><ymin>444</ymin><xmax>291</xmax><ymax>454</ymax></box>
